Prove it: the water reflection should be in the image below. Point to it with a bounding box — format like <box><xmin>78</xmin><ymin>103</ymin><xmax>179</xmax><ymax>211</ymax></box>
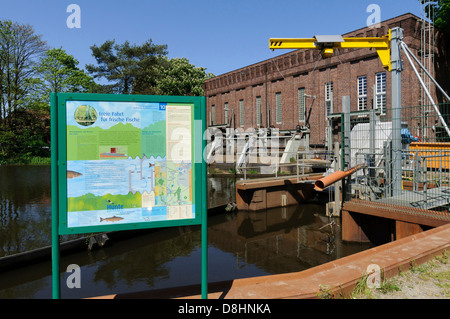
<box><xmin>0</xmin><ymin>166</ymin><xmax>236</xmax><ymax>257</ymax></box>
<box><xmin>211</xmin><ymin>205</ymin><xmax>369</xmax><ymax>275</ymax></box>
<box><xmin>208</xmin><ymin>176</ymin><xmax>236</xmax><ymax>208</ymax></box>
<box><xmin>0</xmin><ymin>165</ymin><xmax>52</xmax><ymax>256</ymax></box>
<box><xmin>0</xmin><ymin>166</ymin><xmax>371</xmax><ymax>299</ymax></box>
<box><xmin>0</xmin><ymin>203</ymin><xmax>371</xmax><ymax>299</ymax></box>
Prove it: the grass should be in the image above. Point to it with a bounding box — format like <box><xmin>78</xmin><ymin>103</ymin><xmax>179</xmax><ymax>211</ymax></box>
<box><xmin>348</xmin><ymin>271</ymin><xmax>401</xmax><ymax>299</ymax></box>
<box><xmin>28</xmin><ymin>156</ymin><xmax>51</xmax><ymax>165</ymax></box>
<box><xmin>317</xmin><ymin>284</ymin><xmax>336</xmax><ymax>299</ymax></box>
<box><xmin>0</xmin><ymin>155</ymin><xmax>51</xmax><ymax>165</ymax></box>
<box><xmin>407</xmin><ymin>251</ymin><xmax>450</xmax><ymax>297</ymax></box>
<box><xmin>347</xmin><ymin>250</ymin><xmax>449</xmax><ymax>299</ymax></box>
<box><xmin>377</xmin><ymin>279</ymin><xmax>402</xmax><ymax>294</ymax></box>
<box><xmin>316</xmin><ymin>268</ymin><xmax>402</xmax><ymax>299</ymax></box>
<box><xmin>409</xmin><ymin>252</ymin><xmax>448</xmax><ymax>279</ymax></box>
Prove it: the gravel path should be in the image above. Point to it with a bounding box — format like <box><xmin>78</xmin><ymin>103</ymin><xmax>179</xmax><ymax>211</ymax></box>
<box><xmin>354</xmin><ymin>252</ymin><xmax>449</xmax><ymax>299</ymax></box>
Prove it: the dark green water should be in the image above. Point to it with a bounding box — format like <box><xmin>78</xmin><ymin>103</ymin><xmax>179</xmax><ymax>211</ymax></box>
<box><xmin>0</xmin><ymin>165</ymin><xmax>371</xmax><ymax>299</ymax></box>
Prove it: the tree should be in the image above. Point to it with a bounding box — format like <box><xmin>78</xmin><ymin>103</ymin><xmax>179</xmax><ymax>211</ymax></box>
<box><xmin>86</xmin><ymin>39</ymin><xmax>168</xmax><ymax>94</ymax></box>
<box><xmin>0</xmin><ymin>20</ymin><xmax>48</xmax><ymax>162</ymax></box>
<box><xmin>0</xmin><ymin>20</ymin><xmax>47</xmax><ymax>128</ymax></box>
<box><xmin>34</xmin><ymin>48</ymin><xmax>94</xmax><ymax>99</ymax></box>
<box><xmin>0</xmin><ymin>107</ymin><xmax>50</xmax><ymax>161</ymax></box>
<box><xmin>154</xmin><ymin>57</ymin><xmax>214</xmax><ymax>96</ymax></box>
<box><xmin>422</xmin><ymin>0</ymin><xmax>450</xmax><ymax>33</ymax></box>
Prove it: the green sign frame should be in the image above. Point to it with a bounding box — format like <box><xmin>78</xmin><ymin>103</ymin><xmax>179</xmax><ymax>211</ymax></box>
<box><xmin>51</xmin><ymin>92</ymin><xmax>207</xmax><ymax>298</ymax></box>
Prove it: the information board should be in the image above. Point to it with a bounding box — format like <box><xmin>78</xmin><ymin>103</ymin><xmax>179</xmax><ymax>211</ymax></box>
<box><xmin>52</xmin><ymin>93</ymin><xmax>206</xmax><ymax>235</ymax></box>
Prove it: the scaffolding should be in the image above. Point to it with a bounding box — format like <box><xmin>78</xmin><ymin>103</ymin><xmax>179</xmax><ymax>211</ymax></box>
<box><xmin>345</xmin><ymin>102</ymin><xmax>450</xmax><ymax>212</ymax></box>
<box><xmin>420</xmin><ymin>1</ymin><xmax>436</xmax><ymax>139</ymax></box>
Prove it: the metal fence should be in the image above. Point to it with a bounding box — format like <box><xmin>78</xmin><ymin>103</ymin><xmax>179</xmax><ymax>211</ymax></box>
<box><xmin>343</xmin><ymin>102</ymin><xmax>450</xmax><ymax>213</ymax></box>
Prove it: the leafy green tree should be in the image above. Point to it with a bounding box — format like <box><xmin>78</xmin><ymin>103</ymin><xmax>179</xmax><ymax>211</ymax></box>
<box><xmin>86</xmin><ymin>39</ymin><xmax>168</xmax><ymax>94</ymax></box>
<box><xmin>0</xmin><ymin>19</ymin><xmax>48</xmax><ymax>162</ymax></box>
<box><xmin>0</xmin><ymin>19</ymin><xmax>47</xmax><ymax>129</ymax></box>
<box><xmin>154</xmin><ymin>57</ymin><xmax>214</xmax><ymax>96</ymax></box>
<box><xmin>422</xmin><ymin>0</ymin><xmax>450</xmax><ymax>33</ymax></box>
<box><xmin>35</xmin><ymin>48</ymin><xmax>95</xmax><ymax>96</ymax></box>
<box><xmin>0</xmin><ymin>108</ymin><xmax>49</xmax><ymax>162</ymax></box>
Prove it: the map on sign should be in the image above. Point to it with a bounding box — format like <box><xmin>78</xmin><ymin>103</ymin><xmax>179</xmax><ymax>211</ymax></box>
<box><xmin>65</xmin><ymin>100</ymin><xmax>194</xmax><ymax>229</ymax></box>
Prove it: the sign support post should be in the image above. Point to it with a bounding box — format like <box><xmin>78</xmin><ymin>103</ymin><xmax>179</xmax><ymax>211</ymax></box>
<box><xmin>200</xmin><ymin>97</ymin><xmax>208</xmax><ymax>299</ymax></box>
<box><xmin>51</xmin><ymin>93</ymin><xmax>61</xmax><ymax>299</ymax></box>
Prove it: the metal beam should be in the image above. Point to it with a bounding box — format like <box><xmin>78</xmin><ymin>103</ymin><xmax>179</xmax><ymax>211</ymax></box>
<box><xmin>269</xmin><ymin>38</ymin><xmax>317</xmax><ymax>50</ymax></box>
<box><xmin>269</xmin><ymin>36</ymin><xmax>390</xmax><ymax>49</ymax></box>
<box><xmin>401</xmin><ymin>41</ymin><xmax>450</xmax><ymax>138</ymax></box>
<box><xmin>390</xmin><ymin>27</ymin><xmax>403</xmax><ymax>197</ymax></box>
<box><xmin>269</xmin><ymin>33</ymin><xmax>391</xmax><ymax>70</ymax></box>
<box><xmin>343</xmin><ymin>200</ymin><xmax>450</xmax><ymax>228</ymax></box>
<box><xmin>401</xmin><ymin>41</ymin><xmax>450</xmax><ymax>102</ymax></box>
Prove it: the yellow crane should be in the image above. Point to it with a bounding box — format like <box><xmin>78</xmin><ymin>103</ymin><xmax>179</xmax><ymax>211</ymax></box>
<box><xmin>269</xmin><ymin>26</ymin><xmax>448</xmax><ymax>195</ymax></box>
<box><xmin>269</xmin><ymin>27</ymin><xmax>403</xmax><ymax>196</ymax></box>
<box><xmin>269</xmin><ymin>30</ymin><xmax>392</xmax><ymax>71</ymax></box>
<box><xmin>269</xmin><ymin>26</ymin><xmax>450</xmax><ymax>201</ymax></box>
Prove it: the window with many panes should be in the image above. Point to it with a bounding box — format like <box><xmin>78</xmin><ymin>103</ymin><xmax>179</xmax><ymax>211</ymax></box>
<box><xmin>325</xmin><ymin>82</ymin><xmax>333</xmax><ymax>116</ymax></box>
<box><xmin>375</xmin><ymin>72</ymin><xmax>386</xmax><ymax>115</ymax></box>
<box><xmin>276</xmin><ymin>92</ymin><xmax>282</xmax><ymax>124</ymax></box>
<box><xmin>224</xmin><ymin>102</ymin><xmax>229</xmax><ymax>124</ymax></box>
<box><xmin>239</xmin><ymin>99</ymin><xmax>244</xmax><ymax>127</ymax></box>
<box><xmin>256</xmin><ymin>96</ymin><xmax>261</xmax><ymax>127</ymax></box>
<box><xmin>357</xmin><ymin>76</ymin><xmax>367</xmax><ymax>110</ymax></box>
<box><xmin>298</xmin><ymin>88</ymin><xmax>305</xmax><ymax>122</ymax></box>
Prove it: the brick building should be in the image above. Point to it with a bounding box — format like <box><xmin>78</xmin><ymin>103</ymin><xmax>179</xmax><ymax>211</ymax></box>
<box><xmin>203</xmin><ymin>13</ymin><xmax>449</xmax><ymax>146</ymax></box>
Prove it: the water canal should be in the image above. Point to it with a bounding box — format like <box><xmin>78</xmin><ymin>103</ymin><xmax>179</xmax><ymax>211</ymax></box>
<box><xmin>0</xmin><ymin>165</ymin><xmax>372</xmax><ymax>298</ymax></box>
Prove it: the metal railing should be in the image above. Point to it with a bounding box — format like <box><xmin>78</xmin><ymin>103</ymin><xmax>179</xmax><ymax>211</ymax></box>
<box><xmin>236</xmin><ymin>150</ymin><xmax>328</xmax><ymax>181</ymax></box>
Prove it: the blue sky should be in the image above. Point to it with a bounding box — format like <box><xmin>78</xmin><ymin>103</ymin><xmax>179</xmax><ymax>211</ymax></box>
<box><xmin>1</xmin><ymin>0</ymin><xmax>423</xmax><ymax>77</ymax></box>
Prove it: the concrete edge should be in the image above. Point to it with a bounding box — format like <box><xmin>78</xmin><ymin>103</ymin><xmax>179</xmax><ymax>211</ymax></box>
<box><xmin>218</xmin><ymin>223</ymin><xmax>450</xmax><ymax>299</ymax></box>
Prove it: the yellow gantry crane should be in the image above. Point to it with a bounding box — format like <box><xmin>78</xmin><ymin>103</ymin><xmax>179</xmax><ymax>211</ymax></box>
<box><xmin>269</xmin><ymin>27</ymin><xmax>449</xmax><ymax>196</ymax></box>
<box><xmin>269</xmin><ymin>30</ymin><xmax>392</xmax><ymax>71</ymax></box>
<box><xmin>269</xmin><ymin>27</ymin><xmax>403</xmax><ymax>196</ymax></box>
<box><xmin>268</xmin><ymin>26</ymin><xmax>450</xmax><ymax>200</ymax></box>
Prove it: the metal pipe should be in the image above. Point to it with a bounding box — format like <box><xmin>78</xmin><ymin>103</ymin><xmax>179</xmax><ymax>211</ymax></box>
<box><xmin>314</xmin><ymin>164</ymin><xmax>365</xmax><ymax>191</ymax></box>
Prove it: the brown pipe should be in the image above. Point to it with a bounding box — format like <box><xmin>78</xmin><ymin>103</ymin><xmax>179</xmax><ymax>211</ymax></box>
<box><xmin>314</xmin><ymin>164</ymin><xmax>365</xmax><ymax>191</ymax></box>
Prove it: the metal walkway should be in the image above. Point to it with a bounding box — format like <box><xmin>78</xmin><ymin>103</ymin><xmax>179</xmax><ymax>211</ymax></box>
<box><xmin>377</xmin><ymin>186</ymin><xmax>450</xmax><ymax>210</ymax></box>
<box><xmin>344</xmin><ymin>199</ymin><xmax>450</xmax><ymax>229</ymax></box>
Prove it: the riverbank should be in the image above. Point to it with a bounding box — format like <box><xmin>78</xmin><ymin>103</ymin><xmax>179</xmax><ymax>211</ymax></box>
<box><xmin>0</xmin><ymin>156</ymin><xmax>50</xmax><ymax>165</ymax></box>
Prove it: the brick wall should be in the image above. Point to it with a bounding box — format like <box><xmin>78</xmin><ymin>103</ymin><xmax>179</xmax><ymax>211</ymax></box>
<box><xmin>204</xmin><ymin>13</ymin><xmax>446</xmax><ymax>145</ymax></box>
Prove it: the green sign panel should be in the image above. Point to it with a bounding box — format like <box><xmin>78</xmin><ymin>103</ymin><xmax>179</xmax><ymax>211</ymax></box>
<box><xmin>52</xmin><ymin>93</ymin><xmax>206</xmax><ymax>235</ymax></box>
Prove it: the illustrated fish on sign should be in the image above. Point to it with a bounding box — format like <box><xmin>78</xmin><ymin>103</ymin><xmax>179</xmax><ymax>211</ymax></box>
<box><xmin>99</xmin><ymin>216</ymin><xmax>124</xmax><ymax>223</ymax></box>
<box><xmin>67</xmin><ymin>170</ymin><xmax>82</xmax><ymax>179</ymax></box>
